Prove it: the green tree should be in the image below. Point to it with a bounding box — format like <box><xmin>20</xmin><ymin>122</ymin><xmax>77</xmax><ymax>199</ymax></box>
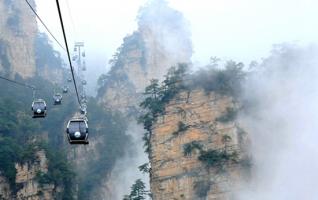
<box><xmin>140</xmin><ymin>79</ymin><xmax>163</xmax><ymax>118</ymax></box>
<box><xmin>124</xmin><ymin>179</ymin><xmax>148</xmax><ymax>200</ymax></box>
<box><xmin>161</xmin><ymin>63</ymin><xmax>188</xmax><ymax>103</ymax></box>
<box><xmin>139</xmin><ymin>64</ymin><xmax>189</xmax><ymax>155</ymax></box>
<box><xmin>138</xmin><ymin>163</ymin><xmax>150</xmax><ymax>174</ymax></box>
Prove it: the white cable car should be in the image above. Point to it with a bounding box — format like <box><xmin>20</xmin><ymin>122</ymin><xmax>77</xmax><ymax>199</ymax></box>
<box><xmin>80</xmin><ymin>105</ymin><xmax>87</xmax><ymax>115</ymax></box>
<box><xmin>62</xmin><ymin>86</ymin><xmax>68</xmax><ymax>93</ymax></box>
<box><xmin>82</xmin><ymin>61</ymin><xmax>86</xmax><ymax>71</ymax></box>
<box><xmin>81</xmin><ymin>98</ymin><xmax>87</xmax><ymax>104</ymax></box>
<box><xmin>80</xmin><ymin>93</ymin><xmax>86</xmax><ymax>100</ymax></box>
<box><xmin>66</xmin><ymin>118</ymin><xmax>89</xmax><ymax>144</ymax></box>
<box><xmin>53</xmin><ymin>93</ymin><xmax>62</xmax><ymax>105</ymax></box>
<box><xmin>31</xmin><ymin>99</ymin><xmax>47</xmax><ymax>118</ymax></box>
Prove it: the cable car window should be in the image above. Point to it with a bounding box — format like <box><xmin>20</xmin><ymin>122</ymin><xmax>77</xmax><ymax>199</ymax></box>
<box><xmin>79</xmin><ymin>121</ymin><xmax>87</xmax><ymax>132</ymax></box>
<box><xmin>68</xmin><ymin>122</ymin><xmax>79</xmax><ymax>133</ymax></box>
<box><xmin>69</xmin><ymin>121</ymin><xmax>86</xmax><ymax>133</ymax></box>
<box><xmin>33</xmin><ymin>102</ymin><xmax>45</xmax><ymax>110</ymax></box>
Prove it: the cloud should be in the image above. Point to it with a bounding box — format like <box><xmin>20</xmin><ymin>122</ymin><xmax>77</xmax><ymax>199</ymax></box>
<box><xmin>238</xmin><ymin>43</ymin><xmax>318</xmax><ymax>200</ymax></box>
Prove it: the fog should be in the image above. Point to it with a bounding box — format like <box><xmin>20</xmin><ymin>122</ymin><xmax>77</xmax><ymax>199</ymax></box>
<box><xmin>35</xmin><ymin>0</ymin><xmax>318</xmax><ymax>95</ymax></box>
<box><xmin>238</xmin><ymin>44</ymin><xmax>318</xmax><ymax>199</ymax></box>
<box><xmin>102</xmin><ymin>122</ymin><xmax>149</xmax><ymax>199</ymax></box>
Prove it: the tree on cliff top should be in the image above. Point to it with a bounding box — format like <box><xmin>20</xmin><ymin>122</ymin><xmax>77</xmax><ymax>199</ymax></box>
<box><xmin>123</xmin><ymin>179</ymin><xmax>149</xmax><ymax>200</ymax></box>
<box><xmin>139</xmin><ymin>64</ymin><xmax>188</xmax><ymax>154</ymax></box>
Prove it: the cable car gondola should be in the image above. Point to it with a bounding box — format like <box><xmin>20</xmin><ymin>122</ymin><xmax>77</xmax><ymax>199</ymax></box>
<box><xmin>53</xmin><ymin>93</ymin><xmax>62</xmax><ymax>105</ymax></box>
<box><xmin>81</xmin><ymin>98</ymin><xmax>87</xmax><ymax>104</ymax></box>
<box><xmin>80</xmin><ymin>105</ymin><xmax>87</xmax><ymax>115</ymax></box>
<box><xmin>32</xmin><ymin>99</ymin><xmax>47</xmax><ymax>118</ymax></box>
<box><xmin>82</xmin><ymin>61</ymin><xmax>86</xmax><ymax>71</ymax></box>
<box><xmin>81</xmin><ymin>80</ymin><xmax>87</xmax><ymax>85</ymax></box>
<box><xmin>66</xmin><ymin>118</ymin><xmax>89</xmax><ymax>144</ymax></box>
<box><xmin>67</xmin><ymin>77</ymin><xmax>72</xmax><ymax>83</ymax></box>
<box><xmin>80</xmin><ymin>93</ymin><xmax>86</xmax><ymax>100</ymax></box>
<box><xmin>62</xmin><ymin>86</ymin><xmax>68</xmax><ymax>93</ymax></box>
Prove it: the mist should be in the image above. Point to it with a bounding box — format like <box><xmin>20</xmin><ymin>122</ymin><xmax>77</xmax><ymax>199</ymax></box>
<box><xmin>100</xmin><ymin>122</ymin><xmax>149</xmax><ymax>199</ymax></box>
<box><xmin>35</xmin><ymin>0</ymin><xmax>318</xmax><ymax>96</ymax></box>
<box><xmin>238</xmin><ymin>44</ymin><xmax>318</xmax><ymax>199</ymax></box>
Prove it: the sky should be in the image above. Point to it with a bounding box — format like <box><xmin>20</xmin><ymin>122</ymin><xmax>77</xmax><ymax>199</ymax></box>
<box><xmin>34</xmin><ymin>0</ymin><xmax>318</xmax><ymax>92</ymax></box>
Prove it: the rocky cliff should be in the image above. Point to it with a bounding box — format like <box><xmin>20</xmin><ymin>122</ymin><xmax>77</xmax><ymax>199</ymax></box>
<box><xmin>0</xmin><ymin>175</ymin><xmax>11</xmax><ymax>199</ymax></box>
<box><xmin>98</xmin><ymin>0</ymin><xmax>192</xmax><ymax>113</ymax></box>
<box><xmin>94</xmin><ymin>1</ymin><xmax>193</xmax><ymax>199</ymax></box>
<box><xmin>150</xmin><ymin>89</ymin><xmax>250</xmax><ymax>200</ymax></box>
<box><xmin>0</xmin><ymin>0</ymin><xmax>37</xmax><ymax>78</ymax></box>
<box><xmin>0</xmin><ymin>150</ymin><xmax>56</xmax><ymax>200</ymax></box>
<box><xmin>0</xmin><ymin>0</ymin><xmax>66</xmax><ymax>83</ymax></box>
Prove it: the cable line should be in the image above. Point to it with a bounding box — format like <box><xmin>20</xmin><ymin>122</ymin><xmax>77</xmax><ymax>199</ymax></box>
<box><xmin>55</xmin><ymin>0</ymin><xmax>81</xmax><ymax>106</ymax></box>
<box><xmin>65</xmin><ymin>0</ymin><xmax>78</xmax><ymax>39</ymax></box>
<box><xmin>0</xmin><ymin>75</ymin><xmax>36</xmax><ymax>90</ymax></box>
<box><xmin>24</xmin><ymin>0</ymin><xmax>66</xmax><ymax>51</ymax></box>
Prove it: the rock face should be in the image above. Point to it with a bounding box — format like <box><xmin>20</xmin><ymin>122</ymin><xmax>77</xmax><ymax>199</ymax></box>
<box><xmin>95</xmin><ymin>1</ymin><xmax>193</xmax><ymax>198</ymax></box>
<box><xmin>15</xmin><ymin>150</ymin><xmax>56</xmax><ymax>200</ymax></box>
<box><xmin>0</xmin><ymin>150</ymin><xmax>56</xmax><ymax>200</ymax></box>
<box><xmin>98</xmin><ymin>0</ymin><xmax>192</xmax><ymax>113</ymax></box>
<box><xmin>0</xmin><ymin>0</ymin><xmax>37</xmax><ymax>78</ymax></box>
<box><xmin>150</xmin><ymin>90</ymin><xmax>250</xmax><ymax>200</ymax></box>
<box><xmin>0</xmin><ymin>175</ymin><xmax>11</xmax><ymax>199</ymax></box>
<box><xmin>0</xmin><ymin>0</ymin><xmax>65</xmax><ymax>83</ymax></box>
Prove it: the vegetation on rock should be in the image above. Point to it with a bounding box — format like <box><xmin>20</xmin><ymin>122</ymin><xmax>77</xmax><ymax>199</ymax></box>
<box><xmin>97</xmin><ymin>32</ymin><xmax>146</xmax><ymax>98</ymax></box>
<box><xmin>123</xmin><ymin>179</ymin><xmax>149</xmax><ymax>200</ymax></box>
<box><xmin>190</xmin><ymin>60</ymin><xmax>245</xmax><ymax>97</ymax></box>
<box><xmin>35</xmin><ymin>33</ymin><xmax>63</xmax><ymax>70</ymax></box>
<box><xmin>198</xmin><ymin>149</ymin><xmax>239</xmax><ymax>169</ymax></box>
<box><xmin>216</xmin><ymin>107</ymin><xmax>238</xmax><ymax>123</ymax></box>
<box><xmin>0</xmin><ymin>40</ymin><xmax>11</xmax><ymax>74</ymax></box>
<box><xmin>193</xmin><ymin>180</ymin><xmax>212</xmax><ymax>198</ymax></box>
<box><xmin>183</xmin><ymin>141</ymin><xmax>203</xmax><ymax>156</ymax></box>
<box><xmin>139</xmin><ymin>62</ymin><xmax>245</xmax><ymax>156</ymax></box>
<box><xmin>172</xmin><ymin>121</ymin><xmax>189</xmax><ymax>135</ymax></box>
<box><xmin>139</xmin><ymin>64</ymin><xmax>188</xmax><ymax>154</ymax></box>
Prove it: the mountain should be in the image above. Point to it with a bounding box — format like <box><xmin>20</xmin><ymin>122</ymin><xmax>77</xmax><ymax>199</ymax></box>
<box><xmin>97</xmin><ymin>0</ymin><xmax>192</xmax><ymax>114</ymax></box>
<box><xmin>0</xmin><ymin>0</ymin><xmax>37</xmax><ymax>78</ymax></box>
<box><xmin>95</xmin><ymin>1</ymin><xmax>194</xmax><ymax>198</ymax></box>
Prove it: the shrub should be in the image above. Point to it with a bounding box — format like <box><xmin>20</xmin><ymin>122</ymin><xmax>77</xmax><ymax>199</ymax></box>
<box><xmin>36</xmin><ymin>171</ymin><xmax>52</xmax><ymax>186</ymax></box>
<box><xmin>216</xmin><ymin>107</ymin><xmax>237</xmax><ymax>123</ymax></box>
<box><xmin>172</xmin><ymin>121</ymin><xmax>189</xmax><ymax>135</ymax></box>
<box><xmin>183</xmin><ymin>141</ymin><xmax>203</xmax><ymax>156</ymax></box>
<box><xmin>191</xmin><ymin>61</ymin><xmax>245</xmax><ymax>97</ymax></box>
<box><xmin>6</xmin><ymin>14</ymin><xmax>20</xmax><ymax>33</ymax></box>
<box><xmin>139</xmin><ymin>64</ymin><xmax>189</xmax><ymax>156</ymax></box>
<box><xmin>138</xmin><ymin>163</ymin><xmax>150</xmax><ymax>174</ymax></box>
<box><xmin>198</xmin><ymin>149</ymin><xmax>238</xmax><ymax>168</ymax></box>
<box><xmin>123</xmin><ymin>179</ymin><xmax>149</xmax><ymax>200</ymax></box>
<box><xmin>194</xmin><ymin>180</ymin><xmax>212</xmax><ymax>198</ymax></box>
<box><xmin>0</xmin><ymin>40</ymin><xmax>11</xmax><ymax>73</ymax></box>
